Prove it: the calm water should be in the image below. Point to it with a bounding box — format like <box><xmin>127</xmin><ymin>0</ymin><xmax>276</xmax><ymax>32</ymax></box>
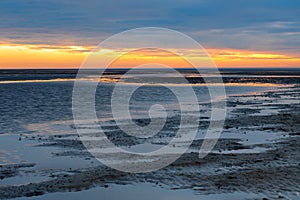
<box><xmin>0</xmin><ymin>69</ymin><xmax>286</xmax><ymax>135</ymax></box>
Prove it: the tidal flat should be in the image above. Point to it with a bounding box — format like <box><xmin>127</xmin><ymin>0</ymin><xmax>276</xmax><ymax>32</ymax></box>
<box><xmin>0</xmin><ymin>69</ymin><xmax>300</xmax><ymax>199</ymax></box>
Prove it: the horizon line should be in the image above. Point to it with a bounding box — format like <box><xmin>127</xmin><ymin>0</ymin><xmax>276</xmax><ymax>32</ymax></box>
<box><xmin>1</xmin><ymin>67</ymin><xmax>300</xmax><ymax>70</ymax></box>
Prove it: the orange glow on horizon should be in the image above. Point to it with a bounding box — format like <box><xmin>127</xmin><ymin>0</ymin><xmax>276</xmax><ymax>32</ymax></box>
<box><xmin>0</xmin><ymin>43</ymin><xmax>299</xmax><ymax>69</ymax></box>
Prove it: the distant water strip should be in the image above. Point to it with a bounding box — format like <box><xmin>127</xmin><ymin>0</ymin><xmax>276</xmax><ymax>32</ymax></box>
<box><xmin>0</xmin><ymin>77</ymin><xmax>294</xmax><ymax>88</ymax></box>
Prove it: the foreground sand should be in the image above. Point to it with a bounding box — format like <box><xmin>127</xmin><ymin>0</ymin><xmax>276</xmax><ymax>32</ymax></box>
<box><xmin>1</xmin><ymin>86</ymin><xmax>300</xmax><ymax>199</ymax></box>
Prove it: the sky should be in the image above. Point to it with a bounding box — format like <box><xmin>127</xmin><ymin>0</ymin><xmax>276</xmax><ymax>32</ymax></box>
<box><xmin>0</xmin><ymin>0</ymin><xmax>300</xmax><ymax>68</ymax></box>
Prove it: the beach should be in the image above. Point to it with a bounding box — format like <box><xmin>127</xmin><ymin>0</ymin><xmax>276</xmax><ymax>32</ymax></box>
<box><xmin>0</xmin><ymin>69</ymin><xmax>300</xmax><ymax>199</ymax></box>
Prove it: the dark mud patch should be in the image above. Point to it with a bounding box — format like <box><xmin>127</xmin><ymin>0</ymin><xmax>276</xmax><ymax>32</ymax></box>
<box><xmin>0</xmin><ymin>163</ymin><xmax>36</xmax><ymax>180</ymax></box>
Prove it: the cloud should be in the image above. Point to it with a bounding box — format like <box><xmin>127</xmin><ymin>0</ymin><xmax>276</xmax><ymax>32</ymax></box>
<box><xmin>0</xmin><ymin>0</ymin><xmax>299</xmax><ymax>54</ymax></box>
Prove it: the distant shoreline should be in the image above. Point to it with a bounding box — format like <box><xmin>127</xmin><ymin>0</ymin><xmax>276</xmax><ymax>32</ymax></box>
<box><xmin>1</xmin><ymin>67</ymin><xmax>300</xmax><ymax>75</ymax></box>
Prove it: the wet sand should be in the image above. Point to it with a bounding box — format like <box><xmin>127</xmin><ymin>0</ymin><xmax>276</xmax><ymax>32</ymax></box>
<box><xmin>1</xmin><ymin>85</ymin><xmax>300</xmax><ymax>199</ymax></box>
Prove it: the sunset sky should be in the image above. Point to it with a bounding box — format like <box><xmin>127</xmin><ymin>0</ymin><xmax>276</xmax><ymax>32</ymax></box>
<box><xmin>0</xmin><ymin>0</ymin><xmax>300</xmax><ymax>69</ymax></box>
